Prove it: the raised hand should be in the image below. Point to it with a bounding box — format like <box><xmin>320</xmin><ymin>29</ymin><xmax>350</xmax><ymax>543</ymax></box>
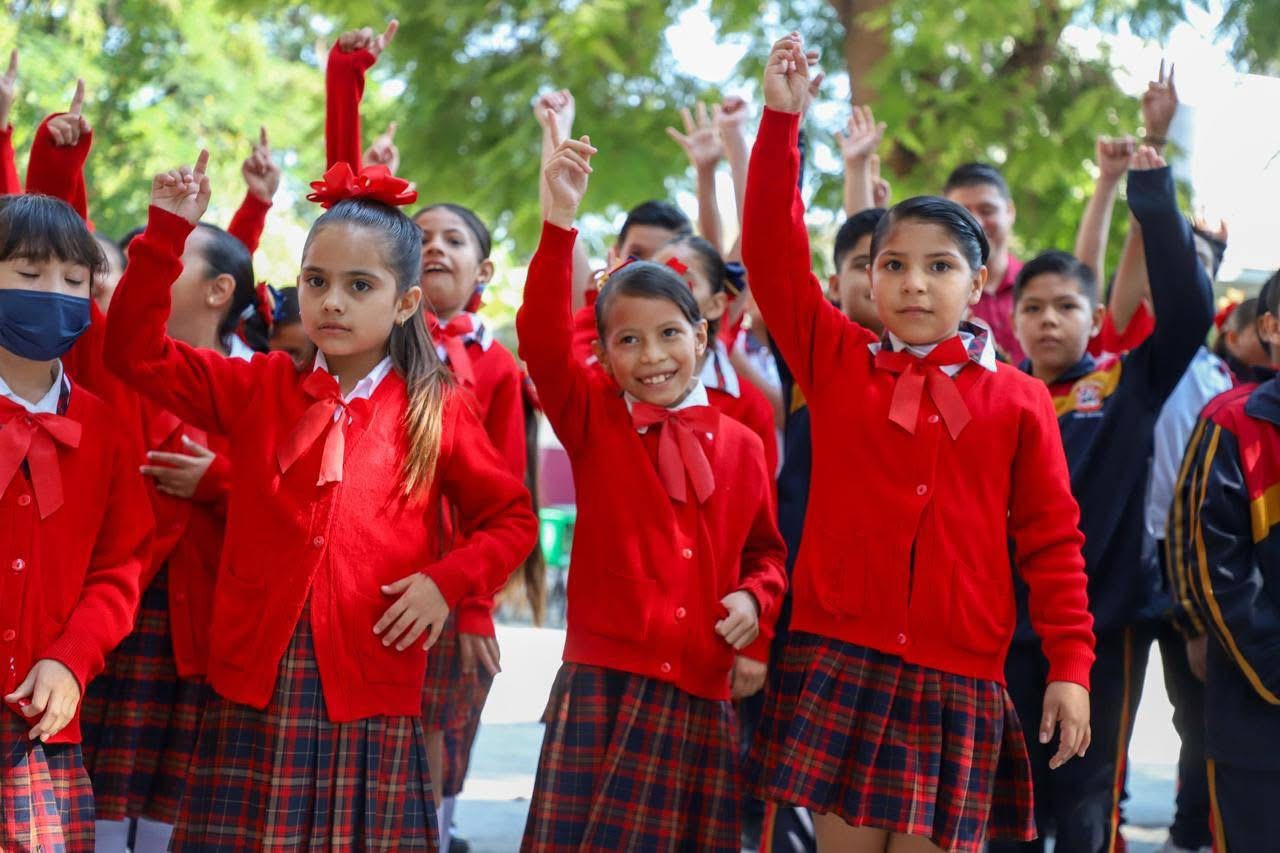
<box><xmin>871</xmin><ymin>154</ymin><xmax>891</xmax><ymax>208</ymax></box>
<box><xmin>763</xmin><ymin>32</ymin><xmax>813</xmax><ymax>115</ymax></box>
<box><xmin>152</xmin><ymin>149</ymin><xmax>212</xmax><ymax>225</ymax></box>
<box><xmin>667</xmin><ymin>102</ymin><xmax>724</xmax><ymax>171</ymax></box>
<box><xmin>835</xmin><ymin>104</ymin><xmax>885</xmax><ymax>165</ymax></box>
<box><xmin>46</xmin><ymin>79</ymin><xmax>91</xmax><ymax>147</ymax></box>
<box><xmin>714</xmin><ymin>95</ymin><xmax>750</xmax><ymax>144</ymax></box>
<box><xmin>364</xmin><ymin>121</ymin><xmax>400</xmax><ymax>173</ymax></box>
<box><xmin>542</xmin><ymin>125</ymin><xmax>596</xmax><ymax>229</ymax></box>
<box><xmin>242</xmin><ymin>126</ymin><xmax>280</xmax><ymax>202</ymax></box>
<box><xmin>0</xmin><ymin>50</ymin><xmax>17</xmax><ymax>129</ymax></box>
<box><xmin>534</xmin><ymin>88</ymin><xmax>576</xmax><ymax>144</ymax></box>
<box><xmin>1193</xmin><ymin>211</ymin><xmax>1228</xmax><ymax>244</ymax></box>
<box><xmin>1142</xmin><ymin>59</ymin><xmax>1177</xmax><ymax>143</ymax></box>
<box><xmin>1131</xmin><ymin>144</ymin><xmax>1167</xmax><ymax>172</ymax></box>
<box><xmin>336</xmin><ymin>19</ymin><xmax>398</xmax><ymax>58</ymax></box>
<box><xmin>1096</xmin><ymin>135</ymin><xmax>1135</xmax><ymax>183</ymax></box>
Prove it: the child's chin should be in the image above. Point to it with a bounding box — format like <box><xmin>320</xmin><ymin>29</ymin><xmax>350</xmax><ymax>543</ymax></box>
<box><xmin>627</xmin><ymin>382</ymin><xmax>685</xmax><ymax>408</ymax></box>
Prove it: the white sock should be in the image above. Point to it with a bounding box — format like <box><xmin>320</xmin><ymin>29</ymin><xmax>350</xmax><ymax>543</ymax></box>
<box><xmin>133</xmin><ymin>817</ymin><xmax>174</xmax><ymax>852</ymax></box>
<box><xmin>437</xmin><ymin>798</ymin><xmax>451</xmax><ymax>851</ymax></box>
<box><xmin>93</xmin><ymin>818</ymin><xmax>129</xmax><ymax>853</ymax></box>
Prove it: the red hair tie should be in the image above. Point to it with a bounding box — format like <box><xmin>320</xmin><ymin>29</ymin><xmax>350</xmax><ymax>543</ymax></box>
<box><xmin>306</xmin><ymin>162</ymin><xmax>418</xmax><ymax>210</ymax></box>
<box><xmin>1214</xmin><ymin>301</ymin><xmax>1240</xmax><ymax>333</ymax></box>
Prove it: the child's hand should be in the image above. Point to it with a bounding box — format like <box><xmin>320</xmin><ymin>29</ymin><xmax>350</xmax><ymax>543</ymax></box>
<box><xmin>1040</xmin><ymin>680</ymin><xmax>1091</xmax><ymax>770</ymax></box>
<box><xmin>1096</xmin><ymin>135</ymin><xmax>1135</xmax><ymax>183</ymax></box>
<box><xmin>542</xmin><ymin>128</ymin><xmax>596</xmax><ymax>229</ymax></box>
<box><xmin>5</xmin><ymin>659</ymin><xmax>80</xmax><ymax>741</ymax></box>
<box><xmin>0</xmin><ymin>50</ymin><xmax>17</xmax><ymax>130</ymax></box>
<box><xmin>730</xmin><ymin>655</ymin><xmax>766</xmax><ymax>700</ymax></box>
<box><xmin>459</xmin><ymin>633</ymin><xmax>502</xmax><ymax>677</ymax></box>
<box><xmin>714</xmin><ymin>95</ymin><xmax>750</xmax><ymax>145</ymax></box>
<box><xmin>871</xmin><ymin>154</ymin><xmax>891</xmax><ymax>207</ymax></box>
<box><xmin>534</xmin><ymin>88</ymin><xmax>575</xmax><ymax>142</ymax></box>
<box><xmin>46</xmin><ymin>79</ymin><xmax>90</xmax><ymax>147</ymax></box>
<box><xmin>242</xmin><ymin>126</ymin><xmax>280</xmax><ymax>203</ymax></box>
<box><xmin>1193</xmin><ymin>211</ymin><xmax>1228</xmax><ymax>244</ymax></box>
<box><xmin>152</xmin><ymin>149</ymin><xmax>211</xmax><ymax>225</ymax></box>
<box><xmin>375</xmin><ymin>572</ymin><xmax>449</xmax><ymax>651</ymax></box>
<box><xmin>1141</xmin><ymin>59</ymin><xmax>1177</xmax><ymax>143</ymax></box>
<box><xmin>715</xmin><ymin>590</ymin><xmax>760</xmax><ymax>649</ymax></box>
<box><xmin>336</xmin><ymin>19</ymin><xmax>398</xmax><ymax>58</ymax></box>
<box><xmin>835</xmin><ymin>104</ymin><xmax>885</xmax><ymax>165</ymax></box>
<box><xmin>363</xmin><ymin>121</ymin><xmax>400</xmax><ymax>174</ymax></box>
<box><xmin>141</xmin><ymin>436</ymin><xmax>217</xmax><ymax>499</ymax></box>
<box><xmin>1130</xmin><ymin>144</ymin><xmax>1167</xmax><ymax>172</ymax></box>
<box><xmin>763</xmin><ymin>32</ymin><xmax>813</xmax><ymax>115</ymax></box>
<box><xmin>667</xmin><ymin>103</ymin><xmax>724</xmax><ymax>172</ymax></box>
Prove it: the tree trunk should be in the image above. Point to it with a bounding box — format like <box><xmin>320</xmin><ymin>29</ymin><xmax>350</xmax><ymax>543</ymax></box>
<box><xmin>828</xmin><ymin>0</ymin><xmax>892</xmax><ymax>106</ymax></box>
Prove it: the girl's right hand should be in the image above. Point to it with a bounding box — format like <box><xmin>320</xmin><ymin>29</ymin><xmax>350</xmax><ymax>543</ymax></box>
<box><xmin>336</xmin><ymin>20</ymin><xmax>398</xmax><ymax>57</ymax></box>
<box><xmin>542</xmin><ymin>127</ymin><xmax>596</xmax><ymax>229</ymax></box>
<box><xmin>375</xmin><ymin>572</ymin><xmax>449</xmax><ymax>651</ymax></box>
<box><xmin>763</xmin><ymin>32</ymin><xmax>812</xmax><ymax>115</ymax></box>
<box><xmin>45</xmin><ymin>79</ymin><xmax>90</xmax><ymax>147</ymax></box>
<box><xmin>152</xmin><ymin>149</ymin><xmax>211</xmax><ymax>225</ymax></box>
<box><xmin>1041</xmin><ymin>680</ymin><xmax>1091</xmax><ymax>769</ymax></box>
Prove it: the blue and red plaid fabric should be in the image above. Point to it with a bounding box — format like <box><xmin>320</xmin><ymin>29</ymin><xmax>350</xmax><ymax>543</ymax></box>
<box><xmin>521</xmin><ymin>663</ymin><xmax>740</xmax><ymax>853</ymax></box>
<box><xmin>421</xmin><ymin>613</ymin><xmax>461</xmax><ymax>732</ymax></box>
<box><xmin>750</xmin><ymin>631</ymin><xmax>1035</xmax><ymax>852</ymax></box>
<box><xmin>171</xmin><ymin>605</ymin><xmax>437</xmax><ymax>851</ymax></box>
<box><xmin>79</xmin><ymin>565</ymin><xmax>207</xmax><ymax>823</ymax></box>
<box><xmin>1</xmin><ymin>711</ymin><xmax>95</xmax><ymax>852</ymax></box>
<box><xmin>442</xmin><ymin>668</ymin><xmax>493</xmax><ymax>797</ymax></box>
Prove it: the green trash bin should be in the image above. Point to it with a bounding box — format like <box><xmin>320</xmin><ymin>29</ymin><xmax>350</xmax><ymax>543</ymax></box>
<box><xmin>539</xmin><ymin>505</ymin><xmax>576</xmax><ymax>569</ymax></box>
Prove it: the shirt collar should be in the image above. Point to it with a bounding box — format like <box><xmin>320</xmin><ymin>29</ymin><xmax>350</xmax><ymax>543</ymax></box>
<box><xmin>1246</xmin><ymin>376</ymin><xmax>1280</xmax><ymax>428</ymax></box>
<box><xmin>869</xmin><ymin>319</ymin><xmax>998</xmax><ymax>376</ymax></box>
<box><xmin>223</xmin><ymin>333</ymin><xmax>257</xmax><ymax>362</ymax></box>
<box><xmin>0</xmin><ymin>360</ymin><xmax>69</xmax><ymax>415</ymax></box>
<box><xmin>697</xmin><ymin>338</ymin><xmax>741</xmax><ymax>397</ymax></box>
<box><xmin>626</xmin><ymin>380</ymin><xmax>710</xmax><ymax>433</ymax></box>
<box><xmin>313</xmin><ymin>351</ymin><xmax>395</xmax><ymax>404</ymax></box>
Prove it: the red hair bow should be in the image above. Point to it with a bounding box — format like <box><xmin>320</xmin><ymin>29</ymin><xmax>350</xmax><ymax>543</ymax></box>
<box><xmin>306</xmin><ymin>162</ymin><xmax>418</xmax><ymax>210</ymax></box>
<box><xmin>1214</xmin><ymin>300</ymin><xmax>1239</xmax><ymax>333</ymax></box>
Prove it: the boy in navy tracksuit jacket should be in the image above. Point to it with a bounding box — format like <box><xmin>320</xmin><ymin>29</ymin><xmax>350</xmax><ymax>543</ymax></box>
<box><xmin>989</xmin><ymin>152</ymin><xmax>1214</xmax><ymax>853</ymax></box>
<box><xmin>1172</xmin><ymin>277</ymin><xmax>1280</xmax><ymax>850</ymax></box>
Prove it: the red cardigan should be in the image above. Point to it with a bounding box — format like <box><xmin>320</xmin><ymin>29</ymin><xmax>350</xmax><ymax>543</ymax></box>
<box><xmin>743</xmin><ymin>109</ymin><xmax>1095</xmax><ymax>688</ymax></box>
<box><xmin>517</xmin><ymin>222</ymin><xmax>788</xmax><ymax>701</ymax></box>
<box><xmin>105</xmin><ymin>206</ymin><xmax>539</xmax><ymax>721</ymax></box>
<box><xmin>24</xmin><ymin>113</ymin><xmax>91</xmax><ymax>221</ymax></box>
<box><xmin>0</xmin><ymin>124</ymin><xmax>19</xmax><ymax>194</ymax></box>
<box><xmin>0</xmin><ymin>386</ymin><xmax>152</xmax><ymax>744</ymax></box>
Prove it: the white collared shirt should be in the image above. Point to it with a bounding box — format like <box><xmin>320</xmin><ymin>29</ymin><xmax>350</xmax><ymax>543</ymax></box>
<box><xmin>0</xmin><ymin>360</ymin><xmax>68</xmax><ymax>415</ymax></box>
<box><xmin>872</xmin><ymin>319</ymin><xmax>999</xmax><ymax>377</ymax></box>
<box><xmin>432</xmin><ymin>312</ymin><xmax>494</xmax><ymax>364</ymax></box>
<box><xmin>313</xmin><ymin>352</ymin><xmax>395</xmax><ymax>409</ymax></box>
<box><xmin>626</xmin><ymin>380</ymin><xmax>710</xmax><ymax>434</ymax></box>
<box><xmin>697</xmin><ymin>338</ymin><xmax>742</xmax><ymax>397</ymax></box>
<box><xmin>223</xmin><ymin>334</ymin><xmax>257</xmax><ymax>363</ymax></box>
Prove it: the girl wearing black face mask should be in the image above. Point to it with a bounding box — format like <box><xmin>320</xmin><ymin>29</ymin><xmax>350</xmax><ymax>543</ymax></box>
<box><xmin>0</xmin><ymin>193</ymin><xmax>152</xmax><ymax>851</ymax></box>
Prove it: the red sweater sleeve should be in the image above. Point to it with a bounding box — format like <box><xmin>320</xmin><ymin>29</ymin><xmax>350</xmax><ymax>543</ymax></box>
<box><xmin>742</xmin><ymin>108</ymin><xmax>872</xmax><ymax>401</ymax></box>
<box><xmin>1009</xmin><ymin>380</ymin><xmax>1097</xmax><ymax>688</ymax></box>
<box><xmin>425</xmin><ymin>393</ymin><xmax>538</xmax><ymax>608</ymax></box>
<box><xmin>325</xmin><ymin>44</ymin><xmax>376</xmax><ymax>171</ymax></box>
<box><xmin>25</xmin><ymin>113</ymin><xmax>91</xmax><ymax>221</ymax></box>
<box><xmin>0</xmin><ymin>125</ymin><xmax>20</xmax><ymax>194</ymax></box>
<box><xmin>736</xmin><ymin>449</ymin><xmax>788</xmax><ymax>663</ymax></box>
<box><xmin>226</xmin><ymin>190</ymin><xmax>271</xmax><ymax>254</ymax></box>
<box><xmin>39</xmin><ymin>423</ymin><xmax>152</xmax><ymax>690</ymax></box>
<box><xmin>515</xmin><ymin>223</ymin><xmax>599</xmax><ymax>452</ymax></box>
<box><xmin>105</xmin><ymin>206</ymin><xmax>261</xmax><ymax>437</ymax></box>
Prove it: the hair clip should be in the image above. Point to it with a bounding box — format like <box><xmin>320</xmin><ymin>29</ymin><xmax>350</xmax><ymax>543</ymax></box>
<box><xmin>662</xmin><ymin>257</ymin><xmax>698</xmax><ymax>293</ymax></box>
<box><xmin>306</xmin><ymin>162</ymin><xmax>418</xmax><ymax>209</ymax></box>
<box><xmin>724</xmin><ymin>261</ymin><xmax>747</xmax><ymax>299</ymax></box>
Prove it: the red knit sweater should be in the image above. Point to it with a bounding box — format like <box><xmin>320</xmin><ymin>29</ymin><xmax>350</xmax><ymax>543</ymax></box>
<box><xmin>0</xmin><ymin>124</ymin><xmax>19</xmax><ymax>194</ymax></box>
<box><xmin>104</xmin><ymin>206</ymin><xmax>539</xmax><ymax>721</ymax></box>
<box><xmin>517</xmin><ymin>222</ymin><xmax>788</xmax><ymax>701</ymax></box>
<box><xmin>743</xmin><ymin>109</ymin><xmax>1095</xmax><ymax>688</ymax></box>
<box><xmin>0</xmin><ymin>386</ymin><xmax>152</xmax><ymax>744</ymax></box>
<box><xmin>24</xmin><ymin>113</ymin><xmax>91</xmax><ymax>221</ymax></box>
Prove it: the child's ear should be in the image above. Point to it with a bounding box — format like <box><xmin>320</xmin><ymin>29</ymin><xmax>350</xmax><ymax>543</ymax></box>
<box><xmin>968</xmin><ymin>265</ymin><xmax>989</xmax><ymax>306</ymax></box>
<box><xmin>827</xmin><ymin>273</ymin><xmax>840</xmax><ymax>301</ymax></box>
<box><xmin>694</xmin><ymin>318</ymin><xmax>709</xmax><ymax>357</ymax></box>
<box><xmin>590</xmin><ymin>339</ymin><xmax>612</xmax><ymax>376</ymax></box>
<box><xmin>1090</xmin><ymin>302</ymin><xmax>1106</xmax><ymax>337</ymax></box>
<box><xmin>206</xmin><ymin>273</ymin><xmax>235</xmax><ymax>311</ymax></box>
<box><xmin>476</xmin><ymin>259</ymin><xmax>495</xmax><ymax>285</ymax></box>
<box><xmin>396</xmin><ymin>285</ymin><xmax>424</xmax><ymax>324</ymax></box>
<box><xmin>706</xmin><ymin>292</ymin><xmax>729</xmax><ymax>323</ymax></box>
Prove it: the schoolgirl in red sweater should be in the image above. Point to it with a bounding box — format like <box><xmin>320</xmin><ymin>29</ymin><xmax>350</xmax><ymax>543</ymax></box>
<box><xmin>0</xmin><ymin>193</ymin><xmax>151</xmax><ymax>853</ymax></box>
<box><xmin>518</xmin><ymin>129</ymin><xmax>787</xmax><ymax>852</ymax></box>
<box><xmin>103</xmin><ymin>151</ymin><xmax>537</xmax><ymax>852</ymax></box>
<box><xmin>743</xmin><ymin>36</ymin><xmax>1095</xmax><ymax>853</ymax></box>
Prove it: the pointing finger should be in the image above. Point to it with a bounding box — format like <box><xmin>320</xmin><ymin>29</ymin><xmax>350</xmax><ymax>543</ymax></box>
<box><xmin>68</xmin><ymin>78</ymin><xmax>85</xmax><ymax>116</ymax></box>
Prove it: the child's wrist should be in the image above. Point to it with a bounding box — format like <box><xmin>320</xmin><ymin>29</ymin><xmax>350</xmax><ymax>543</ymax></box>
<box><xmin>546</xmin><ymin>205</ymin><xmax>577</xmax><ymax>230</ymax></box>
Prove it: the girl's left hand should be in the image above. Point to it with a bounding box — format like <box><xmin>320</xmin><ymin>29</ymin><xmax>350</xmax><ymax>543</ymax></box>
<box><xmin>152</xmin><ymin>149</ymin><xmax>211</xmax><ymax>225</ymax></box>
<box><xmin>1130</xmin><ymin>144</ymin><xmax>1167</xmax><ymax>172</ymax></box>
<box><xmin>459</xmin><ymin>633</ymin><xmax>501</xmax><ymax>676</ymax></box>
<box><xmin>337</xmin><ymin>20</ymin><xmax>398</xmax><ymax>58</ymax></box>
<box><xmin>1041</xmin><ymin>680</ymin><xmax>1091</xmax><ymax>769</ymax></box>
<box><xmin>375</xmin><ymin>573</ymin><xmax>449</xmax><ymax>651</ymax></box>
<box><xmin>141</xmin><ymin>436</ymin><xmax>217</xmax><ymax>499</ymax></box>
<box><xmin>4</xmin><ymin>659</ymin><xmax>80</xmax><ymax>741</ymax></box>
<box><xmin>716</xmin><ymin>590</ymin><xmax>760</xmax><ymax>650</ymax></box>
<box><xmin>46</xmin><ymin>78</ymin><xmax>90</xmax><ymax>147</ymax></box>
<box><xmin>730</xmin><ymin>655</ymin><xmax>766</xmax><ymax>700</ymax></box>
<box><xmin>363</xmin><ymin>121</ymin><xmax>400</xmax><ymax>174</ymax></box>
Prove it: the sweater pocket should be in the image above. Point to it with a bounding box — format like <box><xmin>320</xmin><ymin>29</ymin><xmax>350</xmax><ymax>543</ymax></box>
<box><xmin>947</xmin><ymin>559</ymin><xmax>1009</xmax><ymax>656</ymax></box>
<box><xmin>572</xmin><ymin>567</ymin><xmax>656</xmax><ymax>643</ymax></box>
<box><xmin>812</xmin><ymin>527</ymin><xmax>866</xmax><ymax>620</ymax></box>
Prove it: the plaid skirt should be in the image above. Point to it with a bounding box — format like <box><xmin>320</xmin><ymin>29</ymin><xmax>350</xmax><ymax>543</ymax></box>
<box><xmin>171</xmin><ymin>605</ymin><xmax>437</xmax><ymax>852</ymax></box>
<box><xmin>1</xmin><ymin>711</ymin><xmax>95</xmax><ymax>852</ymax></box>
<box><xmin>521</xmin><ymin>663</ymin><xmax>740</xmax><ymax>853</ymax></box>
<box><xmin>79</xmin><ymin>566</ymin><xmax>207</xmax><ymax>823</ymax></box>
<box><xmin>442</xmin><ymin>669</ymin><xmax>493</xmax><ymax>797</ymax></box>
<box><xmin>421</xmin><ymin>614</ymin><xmax>460</xmax><ymax>732</ymax></box>
<box><xmin>749</xmin><ymin>631</ymin><xmax>1036</xmax><ymax>851</ymax></box>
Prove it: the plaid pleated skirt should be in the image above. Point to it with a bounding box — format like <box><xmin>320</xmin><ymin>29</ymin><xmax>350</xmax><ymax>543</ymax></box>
<box><xmin>1</xmin><ymin>711</ymin><xmax>95</xmax><ymax>852</ymax></box>
<box><xmin>421</xmin><ymin>614</ymin><xmax>460</xmax><ymax>732</ymax></box>
<box><xmin>750</xmin><ymin>631</ymin><xmax>1036</xmax><ymax>852</ymax></box>
<box><xmin>521</xmin><ymin>663</ymin><xmax>740</xmax><ymax>853</ymax></box>
<box><xmin>79</xmin><ymin>566</ymin><xmax>207</xmax><ymax>823</ymax></box>
<box><xmin>171</xmin><ymin>605</ymin><xmax>437</xmax><ymax>852</ymax></box>
<box><xmin>442</xmin><ymin>668</ymin><xmax>493</xmax><ymax>798</ymax></box>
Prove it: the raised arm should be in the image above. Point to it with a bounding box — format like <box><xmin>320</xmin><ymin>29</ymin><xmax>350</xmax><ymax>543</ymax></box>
<box><xmin>667</xmin><ymin>102</ymin><xmax>725</xmax><ymax>253</ymax></box>
<box><xmin>25</xmin><ymin>80</ymin><xmax>92</xmax><ymax>220</ymax></box>
<box><xmin>716</xmin><ymin>96</ymin><xmax>751</xmax><ymax>229</ymax></box>
<box><xmin>1076</xmin><ymin>135</ymin><xmax>1132</xmax><ymax>285</ymax></box>
<box><xmin>324</xmin><ymin>20</ymin><xmax>396</xmax><ymax>171</ymax></box>
<box><xmin>0</xmin><ymin>49</ymin><xmax>20</xmax><ymax>194</ymax></box>
<box><xmin>534</xmin><ymin>88</ymin><xmax>596</xmax><ymax>310</ymax></box>
<box><xmin>227</xmin><ymin>126</ymin><xmax>278</xmax><ymax>254</ymax></box>
<box><xmin>837</xmin><ymin>104</ymin><xmax>885</xmax><ymax>217</ymax></box>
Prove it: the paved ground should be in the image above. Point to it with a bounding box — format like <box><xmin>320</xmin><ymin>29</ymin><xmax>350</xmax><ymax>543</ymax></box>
<box><xmin>450</xmin><ymin>626</ymin><xmax>1185</xmax><ymax>852</ymax></box>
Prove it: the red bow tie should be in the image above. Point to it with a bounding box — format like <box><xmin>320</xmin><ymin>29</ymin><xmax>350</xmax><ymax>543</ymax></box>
<box><xmin>428</xmin><ymin>314</ymin><xmax>476</xmax><ymax>388</ymax></box>
<box><xmin>873</xmin><ymin>336</ymin><xmax>973</xmax><ymax>439</ymax></box>
<box><xmin>630</xmin><ymin>402</ymin><xmax>718</xmax><ymax>504</ymax></box>
<box><xmin>277</xmin><ymin>370</ymin><xmax>358</xmax><ymax>486</ymax></box>
<box><xmin>0</xmin><ymin>403</ymin><xmax>82</xmax><ymax>519</ymax></box>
